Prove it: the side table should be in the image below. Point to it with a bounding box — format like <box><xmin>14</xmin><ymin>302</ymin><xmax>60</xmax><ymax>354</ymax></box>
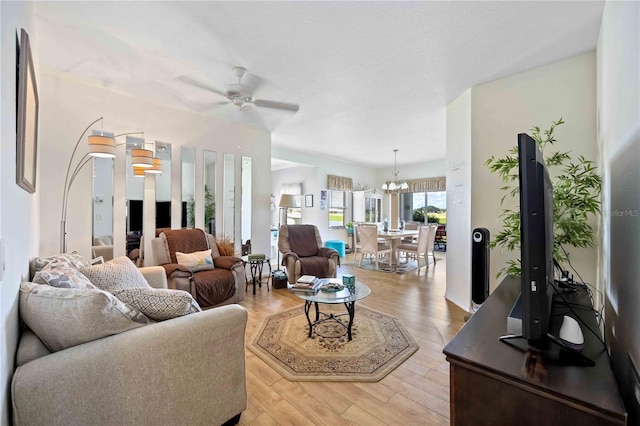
<box><xmin>242</xmin><ymin>255</ymin><xmax>271</xmax><ymax>295</ymax></box>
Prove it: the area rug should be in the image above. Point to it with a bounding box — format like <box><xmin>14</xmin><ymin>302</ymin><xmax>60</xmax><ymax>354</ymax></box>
<box><xmin>345</xmin><ymin>257</ymin><xmax>428</xmax><ymax>274</ymax></box>
<box><xmin>249</xmin><ymin>304</ymin><xmax>418</xmax><ymax>382</ymax></box>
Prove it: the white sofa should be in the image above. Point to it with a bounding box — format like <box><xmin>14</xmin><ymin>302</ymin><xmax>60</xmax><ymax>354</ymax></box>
<box><xmin>12</xmin><ymin>266</ymin><xmax>248</xmax><ymax>425</ymax></box>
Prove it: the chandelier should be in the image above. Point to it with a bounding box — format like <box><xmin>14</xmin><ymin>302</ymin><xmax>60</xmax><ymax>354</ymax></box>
<box><xmin>381</xmin><ymin>149</ymin><xmax>408</xmax><ymax>192</ymax></box>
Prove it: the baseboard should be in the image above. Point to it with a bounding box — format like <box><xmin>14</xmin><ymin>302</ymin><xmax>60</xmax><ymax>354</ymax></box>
<box><xmin>445</xmin><ymin>291</ymin><xmax>471</xmax><ymax>313</ymax></box>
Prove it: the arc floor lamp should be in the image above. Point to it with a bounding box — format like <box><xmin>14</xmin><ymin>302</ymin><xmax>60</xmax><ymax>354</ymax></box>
<box><xmin>60</xmin><ymin>117</ymin><xmax>154</xmax><ymax>253</ymax></box>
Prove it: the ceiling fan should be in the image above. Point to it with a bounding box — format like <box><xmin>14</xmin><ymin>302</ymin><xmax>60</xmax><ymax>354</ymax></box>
<box><xmin>178</xmin><ymin>66</ymin><xmax>299</xmax><ymax>113</ymax></box>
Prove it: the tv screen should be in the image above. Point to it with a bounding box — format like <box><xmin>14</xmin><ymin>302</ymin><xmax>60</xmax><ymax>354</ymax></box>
<box><xmin>128</xmin><ymin>200</ymin><xmax>143</xmax><ymax>233</ymax></box>
<box><xmin>518</xmin><ymin>133</ymin><xmax>554</xmax><ymax>342</ymax></box>
<box><xmin>156</xmin><ymin>201</ymin><xmax>171</xmax><ymax>229</ymax></box>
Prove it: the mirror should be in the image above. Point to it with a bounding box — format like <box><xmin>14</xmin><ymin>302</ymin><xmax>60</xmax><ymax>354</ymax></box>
<box><xmin>182</xmin><ymin>146</ymin><xmax>196</xmax><ymax>228</ymax></box>
<box><xmin>203</xmin><ymin>150</ymin><xmax>216</xmax><ymax>235</ymax></box>
<box><xmin>241</xmin><ymin>156</ymin><xmax>252</xmax><ymax>255</ymax></box>
<box><xmin>92</xmin><ymin>156</ymin><xmax>114</xmax><ymax>260</ymax></box>
<box><xmin>126</xmin><ymin>135</ymin><xmax>145</xmax><ymax>265</ymax></box>
<box><xmin>155</xmin><ymin>142</ymin><xmax>172</xmax><ymax>233</ymax></box>
<box><xmin>223</xmin><ymin>153</ymin><xmax>235</xmax><ymax>243</ymax></box>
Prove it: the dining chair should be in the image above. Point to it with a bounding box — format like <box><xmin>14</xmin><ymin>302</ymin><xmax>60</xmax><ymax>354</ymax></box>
<box><xmin>397</xmin><ymin>225</ymin><xmax>429</xmax><ymax>270</ymax></box>
<box><xmin>358</xmin><ymin>224</ymin><xmax>391</xmax><ymax>270</ymax></box>
<box><xmin>353</xmin><ymin>223</ymin><xmax>363</xmax><ymax>256</ymax></box>
<box><xmin>401</xmin><ymin>222</ymin><xmax>419</xmax><ymax>243</ymax></box>
<box><xmin>426</xmin><ymin>224</ymin><xmax>438</xmax><ymax>265</ymax></box>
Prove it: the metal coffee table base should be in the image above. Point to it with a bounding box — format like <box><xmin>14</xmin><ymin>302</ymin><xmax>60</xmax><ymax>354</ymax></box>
<box><xmin>304</xmin><ymin>300</ymin><xmax>356</xmax><ymax>341</ymax></box>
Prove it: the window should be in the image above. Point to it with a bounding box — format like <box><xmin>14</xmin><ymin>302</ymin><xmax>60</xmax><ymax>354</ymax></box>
<box><xmin>328</xmin><ymin>190</ymin><xmax>345</xmax><ymax>228</ymax></box>
<box><xmin>399</xmin><ymin>191</ymin><xmax>447</xmax><ymax>224</ymax></box>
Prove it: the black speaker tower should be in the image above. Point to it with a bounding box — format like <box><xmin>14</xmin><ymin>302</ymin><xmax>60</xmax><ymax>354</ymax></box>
<box><xmin>471</xmin><ymin>228</ymin><xmax>490</xmax><ymax>306</ymax></box>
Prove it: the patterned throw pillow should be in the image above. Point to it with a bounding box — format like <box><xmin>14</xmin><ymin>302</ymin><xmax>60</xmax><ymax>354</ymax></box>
<box><xmin>32</xmin><ymin>251</ymin><xmax>90</xmax><ymax>283</ymax></box>
<box><xmin>80</xmin><ymin>256</ymin><xmax>150</xmax><ymax>293</ymax></box>
<box><xmin>34</xmin><ymin>263</ymin><xmax>95</xmax><ymax>289</ymax></box>
<box><xmin>175</xmin><ymin>249</ymin><xmax>215</xmax><ymax>272</ymax></box>
<box><xmin>19</xmin><ymin>282</ymin><xmax>152</xmax><ymax>352</ymax></box>
<box><xmin>113</xmin><ymin>288</ymin><xmax>202</xmax><ymax>321</ymax></box>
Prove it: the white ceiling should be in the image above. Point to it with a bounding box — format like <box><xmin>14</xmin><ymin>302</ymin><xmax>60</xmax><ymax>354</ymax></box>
<box><xmin>32</xmin><ymin>1</ymin><xmax>605</xmax><ymax>169</ymax></box>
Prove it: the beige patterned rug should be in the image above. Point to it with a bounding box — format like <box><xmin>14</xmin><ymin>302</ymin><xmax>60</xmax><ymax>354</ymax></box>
<box><xmin>248</xmin><ymin>304</ymin><xmax>418</xmax><ymax>381</ymax></box>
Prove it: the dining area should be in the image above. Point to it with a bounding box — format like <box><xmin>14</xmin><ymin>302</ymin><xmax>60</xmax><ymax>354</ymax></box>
<box><xmin>352</xmin><ymin>223</ymin><xmax>439</xmax><ymax>273</ymax></box>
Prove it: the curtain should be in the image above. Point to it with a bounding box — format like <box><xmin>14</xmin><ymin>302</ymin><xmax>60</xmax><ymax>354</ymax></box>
<box><xmin>405</xmin><ymin>177</ymin><xmax>446</xmax><ymax>193</ymax></box>
<box><xmin>327</xmin><ymin>174</ymin><xmax>353</xmax><ymax>192</ymax></box>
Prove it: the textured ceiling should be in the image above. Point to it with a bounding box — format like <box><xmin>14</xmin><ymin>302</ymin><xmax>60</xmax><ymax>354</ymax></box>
<box><xmin>33</xmin><ymin>1</ymin><xmax>605</xmax><ymax>169</ymax></box>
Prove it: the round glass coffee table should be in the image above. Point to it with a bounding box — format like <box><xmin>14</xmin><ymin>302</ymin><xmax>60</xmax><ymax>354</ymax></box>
<box><xmin>294</xmin><ymin>281</ymin><xmax>371</xmax><ymax>341</ymax></box>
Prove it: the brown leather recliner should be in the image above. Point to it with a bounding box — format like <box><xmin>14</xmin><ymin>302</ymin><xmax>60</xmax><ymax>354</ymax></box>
<box><xmin>152</xmin><ymin>228</ymin><xmax>245</xmax><ymax>309</ymax></box>
<box><xmin>278</xmin><ymin>224</ymin><xmax>340</xmax><ymax>284</ymax></box>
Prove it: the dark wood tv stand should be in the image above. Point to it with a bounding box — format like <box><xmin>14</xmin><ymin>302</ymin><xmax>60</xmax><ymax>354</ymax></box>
<box><xmin>443</xmin><ymin>276</ymin><xmax>626</xmax><ymax>425</ymax></box>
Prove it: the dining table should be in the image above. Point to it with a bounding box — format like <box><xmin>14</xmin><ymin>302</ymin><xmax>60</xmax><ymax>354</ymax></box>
<box><xmin>376</xmin><ymin>229</ymin><xmax>419</xmax><ymax>268</ymax></box>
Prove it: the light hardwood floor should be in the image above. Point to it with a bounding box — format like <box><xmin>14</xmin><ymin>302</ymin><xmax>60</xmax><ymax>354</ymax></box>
<box><xmin>238</xmin><ymin>251</ymin><xmax>467</xmax><ymax>425</ymax></box>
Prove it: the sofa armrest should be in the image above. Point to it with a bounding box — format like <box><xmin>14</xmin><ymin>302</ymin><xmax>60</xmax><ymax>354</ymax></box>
<box><xmin>12</xmin><ymin>305</ymin><xmax>248</xmax><ymax>426</ymax></box>
<box><xmin>318</xmin><ymin>247</ymin><xmax>340</xmax><ymax>266</ymax></box>
<box><xmin>139</xmin><ymin>266</ymin><xmax>168</xmax><ymax>289</ymax></box>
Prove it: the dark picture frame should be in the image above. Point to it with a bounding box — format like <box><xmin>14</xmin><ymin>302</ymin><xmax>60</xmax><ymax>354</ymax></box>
<box><xmin>16</xmin><ymin>28</ymin><xmax>39</xmax><ymax>194</ymax></box>
<box><xmin>305</xmin><ymin>194</ymin><xmax>313</xmax><ymax>208</ymax></box>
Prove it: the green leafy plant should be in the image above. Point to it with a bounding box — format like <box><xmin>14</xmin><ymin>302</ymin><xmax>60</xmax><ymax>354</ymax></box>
<box><xmin>485</xmin><ymin>118</ymin><xmax>602</xmax><ymax>278</ymax></box>
<box><xmin>187</xmin><ymin>184</ymin><xmax>215</xmax><ymax>229</ymax></box>
<box><xmin>426</xmin><ymin>214</ymin><xmax>441</xmax><ymax>224</ymax></box>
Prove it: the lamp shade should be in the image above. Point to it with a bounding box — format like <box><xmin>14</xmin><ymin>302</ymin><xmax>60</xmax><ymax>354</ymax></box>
<box><xmin>131</xmin><ymin>148</ymin><xmax>153</xmax><ymax>168</ymax></box>
<box><xmin>133</xmin><ymin>166</ymin><xmax>146</xmax><ymax>177</ymax></box>
<box><xmin>145</xmin><ymin>157</ymin><xmax>163</xmax><ymax>174</ymax></box>
<box><xmin>88</xmin><ymin>135</ymin><xmax>116</xmax><ymax>158</ymax></box>
<box><xmin>279</xmin><ymin>194</ymin><xmax>298</xmax><ymax>208</ymax></box>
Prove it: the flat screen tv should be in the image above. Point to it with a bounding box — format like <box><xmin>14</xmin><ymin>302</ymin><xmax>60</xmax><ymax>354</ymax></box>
<box><xmin>518</xmin><ymin>133</ymin><xmax>555</xmax><ymax>342</ymax></box>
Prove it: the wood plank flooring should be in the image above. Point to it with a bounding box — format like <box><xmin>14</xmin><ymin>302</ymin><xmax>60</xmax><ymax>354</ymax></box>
<box><xmin>238</xmin><ymin>251</ymin><xmax>466</xmax><ymax>425</ymax></box>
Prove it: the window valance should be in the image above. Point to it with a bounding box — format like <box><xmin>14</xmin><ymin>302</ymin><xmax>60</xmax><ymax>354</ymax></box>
<box><xmin>327</xmin><ymin>175</ymin><xmax>353</xmax><ymax>192</ymax></box>
<box><xmin>405</xmin><ymin>176</ymin><xmax>446</xmax><ymax>193</ymax></box>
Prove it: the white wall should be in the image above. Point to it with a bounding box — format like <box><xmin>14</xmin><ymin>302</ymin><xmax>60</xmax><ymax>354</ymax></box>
<box><xmin>38</xmin><ymin>71</ymin><xmax>272</xmax><ymax>263</ymax></box>
<box><xmin>0</xmin><ymin>2</ymin><xmax>40</xmax><ymax>424</ymax></box>
<box><xmin>471</xmin><ymin>52</ymin><xmax>598</xmax><ymax>293</ymax></box>
<box><xmin>597</xmin><ymin>1</ymin><xmax>640</xmax><ymax>419</ymax></box>
<box><xmin>445</xmin><ymin>89</ymin><xmax>472</xmax><ymax>311</ymax></box>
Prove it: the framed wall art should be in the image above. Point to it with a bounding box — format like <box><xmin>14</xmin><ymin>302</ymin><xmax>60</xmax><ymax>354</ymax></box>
<box><xmin>16</xmin><ymin>28</ymin><xmax>39</xmax><ymax>194</ymax></box>
<box><xmin>305</xmin><ymin>194</ymin><xmax>313</xmax><ymax>208</ymax></box>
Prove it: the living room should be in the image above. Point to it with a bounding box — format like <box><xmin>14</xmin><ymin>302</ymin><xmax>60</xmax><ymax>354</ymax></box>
<box><xmin>1</xmin><ymin>1</ymin><xmax>638</xmax><ymax>425</ymax></box>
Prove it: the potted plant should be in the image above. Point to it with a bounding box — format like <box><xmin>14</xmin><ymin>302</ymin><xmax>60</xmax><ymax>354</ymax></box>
<box><xmin>485</xmin><ymin>118</ymin><xmax>601</xmax><ymax>278</ymax></box>
<box><xmin>345</xmin><ymin>222</ymin><xmax>354</xmax><ymax>234</ymax></box>
<box><xmin>187</xmin><ymin>184</ymin><xmax>215</xmax><ymax>231</ymax></box>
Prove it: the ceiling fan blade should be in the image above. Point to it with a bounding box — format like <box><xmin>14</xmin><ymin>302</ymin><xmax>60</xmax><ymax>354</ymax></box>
<box><xmin>253</xmin><ymin>99</ymin><xmax>300</xmax><ymax>112</ymax></box>
<box><xmin>175</xmin><ymin>75</ymin><xmax>226</xmax><ymax>97</ymax></box>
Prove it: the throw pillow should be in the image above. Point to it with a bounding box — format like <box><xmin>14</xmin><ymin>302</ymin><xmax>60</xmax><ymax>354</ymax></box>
<box><xmin>32</xmin><ymin>251</ymin><xmax>90</xmax><ymax>283</ymax></box>
<box><xmin>80</xmin><ymin>256</ymin><xmax>150</xmax><ymax>293</ymax></box>
<box><xmin>113</xmin><ymin>288</ymin><xmax>202</xmax><ymax>321</ymax></box>
<box><xmin>175</xmin><ymin>249</ymin><xmax>215</xmax><ymax>272</ymax></box>
<box><xmin>34</xmin><ymin>263</ymin><xmax>96</xmax><ymax>289</ymax></box>
<box><xmin>19</xmin><ymin>282</ymin><xmax>152</xmax><ymax>352</ymax></box>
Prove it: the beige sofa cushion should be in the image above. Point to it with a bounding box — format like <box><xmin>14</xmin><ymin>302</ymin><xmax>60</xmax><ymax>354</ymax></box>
<box><xmin>19</xmin><ymin>282</ymin><xmax>151</xmax><ymax>352</ymax></box>
<box><xmin>113</xmin><ymin>288</ymin><xmax>201</xmax><ymax>321</ymax></box>
<box><xmin>80</xmin><ymin>256</ymin><xmax>149</xmax><ymax>293</ymax></box>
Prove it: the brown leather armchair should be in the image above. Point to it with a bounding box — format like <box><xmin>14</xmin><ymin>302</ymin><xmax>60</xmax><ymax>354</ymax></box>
<box><xmin>152</xmin><ymin>228</ymin><xmax>245</xmax><ymax>309</ymax></box>
<box><xmin>277</xmin><ymin>224</ymin><xmax>340</xmax><ymax>284</ymax></box>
